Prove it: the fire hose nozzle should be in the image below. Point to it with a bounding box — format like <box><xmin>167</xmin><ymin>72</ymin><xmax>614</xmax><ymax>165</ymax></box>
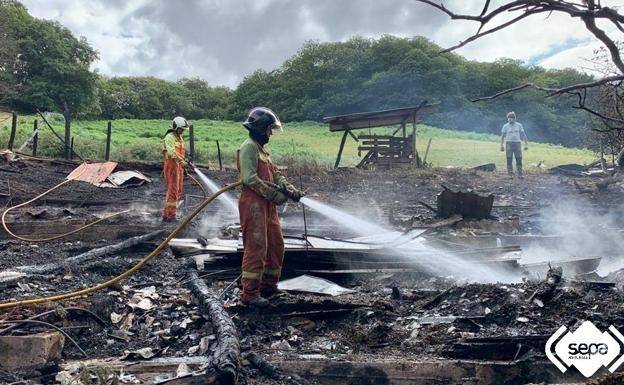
<box><xmin>266</xmin><ymin>182</ymin><xmax>303</xmax><ymax>202</ymax></box>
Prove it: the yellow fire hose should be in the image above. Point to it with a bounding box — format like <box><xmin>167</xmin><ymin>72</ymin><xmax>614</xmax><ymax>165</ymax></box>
<box><xmin>1</xmin><ymin>162</ymin><xmax>207</xmax><ymax>242</ymax></box>
<box><xmin>0</xmin><ymin>181</ymin><xmax>242</xmax><ymax>310</ymax></box>
<box><xmin>1</xmin><ymin>177</ymin><xmax>131</xmax><ymax>242</ymax></box>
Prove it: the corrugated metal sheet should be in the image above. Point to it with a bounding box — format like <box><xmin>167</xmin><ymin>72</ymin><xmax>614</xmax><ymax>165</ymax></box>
<box><xmin>66</xmin><ymin>162</ymin><xmax>118</xmax><ymax>184</ymax></box>
<box><xmin>108</xmin><ymin>170</ymin><xmax>151</xmax><ymax>186</ymax></box>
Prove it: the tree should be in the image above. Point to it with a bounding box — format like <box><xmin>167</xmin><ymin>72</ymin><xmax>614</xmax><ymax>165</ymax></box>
<box><xmin>1</xmin><ymin>1</ymin><xmax>98</xmax><ymax>158</ymax></box>
<box><xmin>178</xmin><ymin>78</ymin><xmax>233</xmax><ymax>120</ymax></box>
<box><xmin>414</xmin><ymin>0</ymin><xmax>624</xmax><ymax>132</ymax></box>
<box><xmin>231</xmin><ymin>35</ymin><xmax>591</xmax><ymax>145</ymax></box>
<box><xmin>0</xmin><ymin>2</ymin><xmax>19</xmax><ymax>102</ymax></box>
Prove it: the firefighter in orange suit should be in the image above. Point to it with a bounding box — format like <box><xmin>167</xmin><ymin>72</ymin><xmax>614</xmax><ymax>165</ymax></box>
<box><xmin>237</xmin><ymin>107</ymin><xmax>305</xmax><ymax>307</ymax></box>
<box><xmin>162</xmin><ymin>116</ymin><xmax>189</xmax><ymax>222</ymax></box>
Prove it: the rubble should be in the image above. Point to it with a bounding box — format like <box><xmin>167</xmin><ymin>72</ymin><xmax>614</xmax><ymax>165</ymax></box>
<box><xmin>435</xmin><ymin>185</ymin><xmax>494</xmax><ymax>219</ymax></box>
<box><xmin>2</xmin><ymin>159</ymin><xmax>624</xmax><ymax>384</ymax></box>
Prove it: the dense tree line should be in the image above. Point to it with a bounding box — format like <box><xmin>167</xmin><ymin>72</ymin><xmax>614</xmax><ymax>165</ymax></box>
<box><xmin>232</xmin><ymin>36</ymin><xmax>594</xmax><ymax>147</ymax></box>
<box><xmin>0</xmin><ymin>1</ymin><xmax>596</xmax><ymax>147</ymax></box>
<box><xmin>93</xmin><ymin>77</ymin><xmax>232</xmax><ymax>120</ymax></box>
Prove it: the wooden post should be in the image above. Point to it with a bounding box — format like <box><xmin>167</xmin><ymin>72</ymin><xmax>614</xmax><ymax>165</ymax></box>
<box><xmin>32</xmin><ymin>120</ymin><xmax>38</xmax><ymax>157</ymax></box>
<box><xmin>7</xmin><ymin>111</ymin><xmax>17</xmax><ymax>150</ymax></box>
<box><xmin>334</xmin><ymin>128</ymin><xmax>349</xmax><ymax>169</ymax></box>
<box><xmin>64</xmin><ymin>113</ymin><xmax>71</xmax><ymax>160</ymax></box>
<box><xmin>105</xmin><ymin>121</ymin><xmax>112</xmax><ymax>161</ymax></box>
<box><xmin>70</xmin><ymin>136</ymin><xmax>74</xmax><ymax>160</ymax></box>
<box><xmin>599</xmin><ymin>141</ymin><xmax>607</xmax><ymax>172</ymax></box>
<box><xmin>423</xmin><ymin>138</ymin><xmax>432</xmax><ymax>165</ymax></box>
<box><xmin>189</xmin><ymin>124</ymin><xmax>195</xmax><ymax>162</ymax></box>
<box><xmin>36</xmin><ymin>110</ymin><xmax>84</xmax><ymax>161</ymax></box>
<box><xmin>216</xmin><ymin>140</ymin><xmax>223</xmax><ymax>171</ymax></box>
<box><xmin>412</xmin><ymin>114</ymin><xmax>419</xmax><ymax>167</ymax></box>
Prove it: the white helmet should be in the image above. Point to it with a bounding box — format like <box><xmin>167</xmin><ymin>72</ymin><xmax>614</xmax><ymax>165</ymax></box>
<box><xmin>171</xmin><ymin>116</ymin><xmax>189</xmax><ymax>130</ymax></box>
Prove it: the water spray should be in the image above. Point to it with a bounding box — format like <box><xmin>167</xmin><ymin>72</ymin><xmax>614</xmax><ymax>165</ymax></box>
<box><xmin>188</xmin><ymin>167</ymin><xmax>518</xmax><ymax>283</ymax></box>
<box><xmin>191</xmin><ymin>165</ymin><xmax>239</xmax><ymax>218</ymax></box>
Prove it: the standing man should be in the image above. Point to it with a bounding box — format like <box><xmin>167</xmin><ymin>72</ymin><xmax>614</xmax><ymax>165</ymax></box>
<box><xmin>162</xmin><ymin>116</ymin><xmax>189</xmax><ymax>222</ymax></box>
<box><xmin>500</xmin><ymin>111</ymin><xmax>529</xmax><ymax>178</ymax></box>
<box><xmin>237</xmin><ymin>107</ymin><xmax>304</xmax><ymax>307</ymax></box>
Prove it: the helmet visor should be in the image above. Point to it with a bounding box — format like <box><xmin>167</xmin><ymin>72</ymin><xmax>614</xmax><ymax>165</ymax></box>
<box><xmin>269</xmin><ymin>120</ymin><xmax>283</xmax><ymax>134</ymax></box>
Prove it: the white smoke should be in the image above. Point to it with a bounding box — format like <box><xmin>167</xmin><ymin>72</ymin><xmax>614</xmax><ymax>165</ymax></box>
<box><xmin>521</xmin><ymin>195</ymin><xmax>624</xmax><ymax>276</ymax></box>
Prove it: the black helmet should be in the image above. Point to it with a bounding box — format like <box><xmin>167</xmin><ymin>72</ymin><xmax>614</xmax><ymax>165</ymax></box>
<box><xmin>243</xmin><ymin>107</ymin><xmax>282</xmax><ymax>133</ymax></box>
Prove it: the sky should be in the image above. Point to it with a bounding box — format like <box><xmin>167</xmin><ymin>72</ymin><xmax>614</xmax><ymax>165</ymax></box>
<box><xmin>19</xmin><ymin>0</ymin><xmax>622</xmax><ymax>88</ymax></box>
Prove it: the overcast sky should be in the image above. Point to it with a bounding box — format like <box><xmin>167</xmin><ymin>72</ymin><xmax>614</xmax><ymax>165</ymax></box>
<box><xmin>20</xmin><ymin>0</ymin><xmax>621</xmax><ymax>88</ymax></box>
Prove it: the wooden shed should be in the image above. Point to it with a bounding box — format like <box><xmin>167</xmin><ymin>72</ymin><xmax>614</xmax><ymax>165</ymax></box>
<box><xmin>323</xmin><ymin>102</ymin><xmax>438</xmax><ymax>169</ymax></box>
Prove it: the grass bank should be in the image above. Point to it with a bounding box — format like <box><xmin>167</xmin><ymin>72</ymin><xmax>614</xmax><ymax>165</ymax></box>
<box><xmin>0</xmin><ymin>114</ymin><xmax>596</xmax><ymax>170</ymax></box>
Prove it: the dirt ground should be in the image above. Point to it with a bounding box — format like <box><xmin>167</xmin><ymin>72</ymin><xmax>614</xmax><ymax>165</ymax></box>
<box><xmin>1</xmin><ymin>156</ymin><xmax>624</xmax><ymax>385</ymax></box>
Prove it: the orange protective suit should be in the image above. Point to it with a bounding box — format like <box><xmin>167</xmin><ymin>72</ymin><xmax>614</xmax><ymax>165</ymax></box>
<box><xmin>237</xmin><ymin>139</ymin><xmax>285</xmax><ymax>302</ymax></box>
<box><xmin>162</xmin><ymin>131</ymin><xmax>186</xmax><ymax>220</ymax></box>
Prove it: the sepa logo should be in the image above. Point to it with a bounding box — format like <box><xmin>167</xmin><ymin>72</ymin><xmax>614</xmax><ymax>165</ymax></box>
<box><xmin>546</xmin><ymin>321</ymin><xmax>624</xmax><ymax>377</ymax></box>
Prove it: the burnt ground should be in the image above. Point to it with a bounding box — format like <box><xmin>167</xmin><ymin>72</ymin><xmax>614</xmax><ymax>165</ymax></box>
<box><xmin>1</xmin><ymin>156</ymin><xmax>624</xmax><ymax>384</ymax></box>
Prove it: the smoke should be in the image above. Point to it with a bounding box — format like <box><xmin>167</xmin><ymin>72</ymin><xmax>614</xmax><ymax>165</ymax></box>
<box><xmin>521</xmin><ymin>195</ymin><xmax>624</xmax><ymax>276</ymax></box>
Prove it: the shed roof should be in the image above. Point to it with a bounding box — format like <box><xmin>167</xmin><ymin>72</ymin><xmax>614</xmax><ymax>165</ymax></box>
<box><xmin>323</xmin><ymin>103</ymin><xmax>438</xmax><ymax>132</ymax></box>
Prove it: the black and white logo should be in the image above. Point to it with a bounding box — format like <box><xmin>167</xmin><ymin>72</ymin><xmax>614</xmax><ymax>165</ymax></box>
<box><xmin>546</xmin><ymin>321</ymin><xmax>624</xmax><ymax>377</ymax></box>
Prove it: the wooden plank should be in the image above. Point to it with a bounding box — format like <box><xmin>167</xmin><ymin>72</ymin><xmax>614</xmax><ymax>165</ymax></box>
<box><xmin>346</xmin><ymin>129</ymin><xmax>358</xmax><ymax>142</ymax></box>
<box><xmin>358</xmin><ymin>134</ymin><xmax>402</xmax><ymax>140</ymax></box>
<box><xmin>0</xmin><ymin>222</ymin><xmax>162</xmax><ymax>242</ymax></box>
<box><xmin>325</xmin><ymin>104</ymin><xmax>439</xmax><ymax>131</ymax></box>
<box><xmin>272</xmin><ymin>358</ymin><xmax>585</xmax><ymax>385</ymax></box>
<box><xmin>62</xmin><ymin>358</ymin><xmax>216</xmax><ymax>385</ymax></box>
<box><xmin>329</xmin><ymin>116</ymin><xmax>414</xmax><ymax>131</ymax></box>
<box><xmin>334</xmin><ymin>129</ymin><xmax>349</xmax><ymax>169</ymax></box>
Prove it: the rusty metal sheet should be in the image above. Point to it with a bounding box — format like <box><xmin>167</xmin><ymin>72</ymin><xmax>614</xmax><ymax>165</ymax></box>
<box><xmin>66</xmin><ymin>162</ymin><xmax>118</xmax><ymax>185</ymax></box>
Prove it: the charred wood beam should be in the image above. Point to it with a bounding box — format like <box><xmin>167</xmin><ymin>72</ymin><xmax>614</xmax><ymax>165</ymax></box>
<box><xmin>187</xmin><ymin>271</ymin><xmax>239</xmax><ymax>385</ymax></box>
<box><xmin>0</xmin><ymin>230</ymin><xmax>165</xmax><ymax>285</ymax></box>
<box><xmin>243</xmin><ymin>351</ymin><xmax>308</xmax><ymax>385</ymax></box>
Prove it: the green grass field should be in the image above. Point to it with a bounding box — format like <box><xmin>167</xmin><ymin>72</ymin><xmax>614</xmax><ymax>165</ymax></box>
<box><xmin>0</xmin><ymin>112</ymin><xmax>596</xmax><ymax>171</ymax></box>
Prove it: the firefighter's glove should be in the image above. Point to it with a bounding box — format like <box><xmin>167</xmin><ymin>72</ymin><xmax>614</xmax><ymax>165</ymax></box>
<box><xmin>272</xmin><ymin>191</ymin><xmax>288</xmax><ymax>206</ymax></box>
<box><xmin>282</xmin><ymin>183</ymin><xmax>306</xmax><ymax>202</ymax></box>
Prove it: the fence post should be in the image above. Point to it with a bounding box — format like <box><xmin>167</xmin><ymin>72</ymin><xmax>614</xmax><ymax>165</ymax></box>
<box><xmin>216</xmin><ymin>140</ymin><xmax>223</xmax><ymax>171</ymax></box>
<box><xmin>32</xmin><ymin>120</ymin><xmax>38</xmax><ymax>157</ymax></box>
<box><xmin>70</xmin><ymin>136</ymin><xmax>74</xmax><ymax>160</ymax></box>
<box><xmin>105</xmin><ymin>121</ymin><xmax>112</xmax><ymax>161</ymax></box>
<box><xmin>7</xmin><ymin>111</ymin><xmax>17</xmax><ymax>150</ymax></box>
<box><xmin>189</xmin><ymin>124</ymin><xmax>195</xmax><ymax>162</ymax></box>
<box><xmin>64</xmin><ymin>114</ymin><xmax>72</xmax><ymax>160</ymax></box>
